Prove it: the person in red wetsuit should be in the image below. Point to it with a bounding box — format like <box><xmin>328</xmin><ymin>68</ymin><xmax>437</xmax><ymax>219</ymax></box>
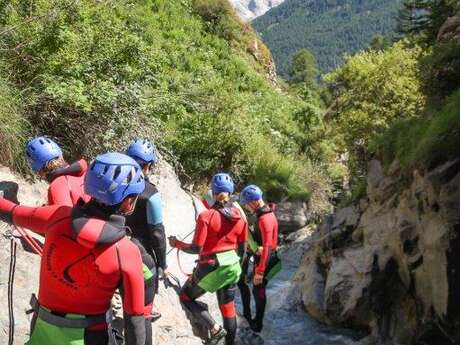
<box><xmin>0</xmin><ymin>152</ymin><xmax>147</xmax><ymax>345</ymax></box>
<box><xmin>237</xmin><ymin>184</ymin><xmax>281</xmax><ymax>333</ymax></box>
<box><xmin>25</xmin><ymin>136</ymin><xmax>90</xmax><ymax>206</ymax></box>
<box><xmin>169</xmin><ymin>173</ymin><xmax>247</xmax><ymax>345</ymax></box>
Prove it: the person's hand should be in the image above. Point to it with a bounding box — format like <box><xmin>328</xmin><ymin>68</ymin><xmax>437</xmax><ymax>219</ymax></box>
<box><xmin>168</xmin><ymin>236</ymin><xmax>178</xmax><ymax>248</ymax></box>
<box><xmin>0</xmin><ymin>181</ymin><xmax>19</xmax><ymax>204</ymax></box>
<box><xmin>253</xmin><ymin>272</ymin><xmax>264</xmax><ymax>286</ymax></box>
<box><xmin>256</xmin><ymin>246</ymin><xmax>263</xmax><ymax>255</ymax></box>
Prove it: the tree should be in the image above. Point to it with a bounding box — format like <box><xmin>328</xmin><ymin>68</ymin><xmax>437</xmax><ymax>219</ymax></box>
<box><xmin>396</xmin><ymin>0</ymin><xmax>430</xmax><ymax>36</ymax></box>
<box><xmin>288</xmin><ymin>48</ymin><xmax>319</xmax><ymax>86</ymax></box>
<box><xmin>324</xmin><ymin>40</ymin><xmax>426</xmax><ymax>175</ymax></box>
<box><xmin>396</xmin><ymin>0</ymin><xmax>458</xmax><ymax>42</ymax></box>
<box><xmin>369</xmin><ymin>34</ymin><xmax>392</xmax><ymax>51</ymax></box>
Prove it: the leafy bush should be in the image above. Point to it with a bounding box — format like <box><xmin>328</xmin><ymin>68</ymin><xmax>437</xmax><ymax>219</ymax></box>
<box><xmin>371</xmin><ymin>89</ymin><xmax>460</xmax><ymax>171</ymax></box>
<box><xmin>0</xmin><ymin>0</ymin><xmax>318</xmax><ymax>200</ymax></box>
<box><xmin>324</xmin><ymin>40</ymin><xmax>427</xmax><ymax>174</ymax></box>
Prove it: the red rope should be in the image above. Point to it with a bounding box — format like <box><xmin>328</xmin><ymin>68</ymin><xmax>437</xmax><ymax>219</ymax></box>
<box><xmin>14</xmin><ymin>226</ymin><xmax>42</xmax><ymax>256</ymax></box>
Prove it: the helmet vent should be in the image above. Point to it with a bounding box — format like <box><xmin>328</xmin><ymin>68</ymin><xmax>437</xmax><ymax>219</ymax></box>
<box><xmin>113</xmin><ymin>166</ymin><xmax>121</xmax><ymax>180</ymax></box>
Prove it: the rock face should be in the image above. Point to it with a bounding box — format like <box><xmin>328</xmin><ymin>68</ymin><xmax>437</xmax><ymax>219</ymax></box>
<box><xmin>0</xmin><ymin>162</ymin><xmax>219</xmax><ymax>345</ymax></box>
<box><xmin>228</xmin><ymin>0</ymin><xmax>285</xmax><ymax>21</ymax></box>
<box><xmin>296</xmin><ymin>158</ymin><xmax>460</xmax><ymax>344</ymax></box>
<box><xmin>275</xmin><ymin>200</ymin><xmax>310</xmax><ymax>234</ymax></box>
<box><xmin>438</xmin><ymin>4</ymin><xmax>460</xmax><ymax>43</ymax></box>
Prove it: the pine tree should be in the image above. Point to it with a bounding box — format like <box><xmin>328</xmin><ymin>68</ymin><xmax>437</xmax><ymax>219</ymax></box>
<box><xmin>396</xmin><ymin>0</ymin><xmax>431</xmax><ymax>36</ymax></box>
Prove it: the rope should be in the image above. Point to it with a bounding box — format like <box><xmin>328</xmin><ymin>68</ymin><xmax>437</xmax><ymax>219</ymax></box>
<box><xmin>166</xmin><ymin>191</ymin><xmax>201</xmax><ymax>276</ymax></box>
<box><xmin>176</xmin><ymin>248</ymin><xmax>192</xmax><ymax>277</ymax></box>
<box><xmin>14</xmin><ymin>225</ymin><xmax>42</xmax><ymax>256</ymax></box>
<box><xmin>8</xmin><ymin>238</ymin><xmax>17</xmax><ymax>345</ymax></box>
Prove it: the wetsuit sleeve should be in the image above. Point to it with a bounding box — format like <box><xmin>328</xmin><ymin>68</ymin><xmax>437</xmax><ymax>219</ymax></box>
<box><xmin>192</xmin><ymin>213</ymin><xmax>208</xmax><ymax>248</ymax></box>
<box><xmin>0</xmin><ymin>197</ymin><xmax>66</xmax><ymax>235</ymax></box>
<box><xmin>255</xmin><ymin>215</ymin><xmax>275</xmax><ymax>275</ymax></box>
<box><xmin>146</xmin><ymin>194</ymin><xmax>167</xmax><ymax>269</ymax></box>
<box><xmin>119</xmin><ymin>239</ymin><xmax>146</xmax><ymax>345</ymax></box>
<box><xmin>174</xmin><ymin>213</ymin><xmax>207</xmax><ymax>255</ymax></box>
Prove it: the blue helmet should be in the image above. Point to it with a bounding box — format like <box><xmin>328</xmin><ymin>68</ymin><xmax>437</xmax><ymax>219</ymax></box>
<box><xmin>126</xmin><ymin>139</ymin><xmax>158</xmax><ymax>164</ymax></box>
<box><xmin>211</xmin><ymin>173</ymin><xmax>234</xmax><ymax>194</ymax></box>
<box><xmin>84</xmin><ymin>152</ymin><xmax>145</xmax><ymax>206</ymax></box>
<box><xmin>26</xmin><ymin>136</ymin><xmax>63</xmax><ymax>172</ymax></box>
<box><xmin>239</xmin><ymin>185</ymin><xmax>263</xmax><ymax>205</ymax></box>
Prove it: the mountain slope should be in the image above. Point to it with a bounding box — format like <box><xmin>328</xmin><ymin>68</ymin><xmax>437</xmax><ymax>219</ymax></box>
<box><xmin>0</xmin><ymin>0</ymin><xmax>315</xmax><ymax>199</ymax></box>
<box><xmin>229</xmin><ymin>0</ymin><xmax>285</xmax><ymax>21</ymax></box>
<box><xmin>253</xmin><ymin>0</ymin><xmax>402</xmax><ymax>76</ymax></box>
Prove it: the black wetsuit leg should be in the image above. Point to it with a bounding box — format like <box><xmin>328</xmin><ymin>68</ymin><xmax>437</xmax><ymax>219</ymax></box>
<box><xmin>217</xmin><ymin>284</ymin><xmax>237</xmax><ymax>345</ymax></box>
<box><xmin>237</xmin><ymin>254</ymin><xmax>252</xmax><ymax>321</ymax></box>
<box><xmin>252</xmin><ymin>281</ymin><xmax>267</xmax><ymax>332</ymax></box>
<box><xmin>252</xmin><ymin>252</ymin><xmax>280</xmax><ymax>332</ymax></box>
<box><xmin>130</xmin><ymin>238</ymin><xmax>156</xmax><ymax>345</ymax></box>
<box><xmin>84</xmin><ymin>330</ymin><xmax>109</xmax><ymax>345</ymax></box>
<box><xmin>180</xmin><ymin>281</ymin><xmax>215</xmax><ymax>329</ymax></box>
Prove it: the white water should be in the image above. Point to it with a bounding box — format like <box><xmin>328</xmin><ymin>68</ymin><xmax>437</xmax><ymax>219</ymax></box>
<box><xmin>235</xmin><ymin>243</ymin><xmax>364</xmax><ymax>345</ymax></box>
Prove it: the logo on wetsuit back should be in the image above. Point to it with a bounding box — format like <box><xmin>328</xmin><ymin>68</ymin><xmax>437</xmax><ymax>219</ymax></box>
<box><xmin>46</xmin><ymin>238</ymin><xmax>96</xmax><ymax>290</ymax></box>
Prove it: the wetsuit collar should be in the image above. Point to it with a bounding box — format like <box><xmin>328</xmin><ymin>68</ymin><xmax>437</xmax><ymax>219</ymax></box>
<box><xmin>71</xmin><ymin>199</ymin><xmax>126</xmax><ymax>248</ymax></box>
<box><xmin>255</xmin><ymin>204</ymin><xmax>273</xmax><ymax>217</ymax></box>
<box><xmin>213</xmin><ymin>201</ymin><xmax>242</xmax><ymax>222</ymax></box>
<box><xmin>46</xmin><ymin>160</ymin><xmax>86</xmax><ymax>183</ymax></box>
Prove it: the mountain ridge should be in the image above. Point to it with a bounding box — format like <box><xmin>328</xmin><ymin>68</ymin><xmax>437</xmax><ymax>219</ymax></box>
<box><xmin>229</xmin><ymin>0</ymin><xmax>285</xmax><ymax>21</ymax></box>
<box><xmin>253</xmin><ymin>0</ymin><xmax>402</xmax><ymax>76</ymax></box>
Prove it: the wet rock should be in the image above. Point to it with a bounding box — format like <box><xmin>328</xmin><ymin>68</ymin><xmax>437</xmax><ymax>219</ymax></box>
<box><xmin>275</xmin><ymin>200</ymin><xmax>309</xmax><ymax>234</ymax></box>
<box><xmin>295</xmin><ymin>251</ymin><xmax>327</xmax><ymax>323</ymax></box>
<box><xmin>296</xmin><ymin>158</ymin><xmax>460</xmax><ymax>345</ymax></box>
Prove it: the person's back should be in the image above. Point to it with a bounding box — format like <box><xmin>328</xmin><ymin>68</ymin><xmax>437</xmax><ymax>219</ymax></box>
<box><xmin>47</xmin><ymin>159</ymin><xmax>90</xmax><ymax>207</ymax></box>
<box><xmin>27</xmin><ymin>202</ymin><xmax>142</xmax><ymax>315</ymax></box>
<box><xmin>0</xmin><ymin>152</ymin><xmax>147</xmax><ymax>345</ymax></box>
<box><xmin>196</xmin><ymin>204</ymin><xmax>247</xmax><ymax>257</ymax></box>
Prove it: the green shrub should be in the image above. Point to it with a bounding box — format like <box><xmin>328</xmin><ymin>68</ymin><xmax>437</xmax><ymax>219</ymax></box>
<box><xmin>324</xmin><ymin>40</ymin><xmax>427</xmax><ymax>175</ymax></box>
<box><xmin>371</xmin><ymin>89</ymin><xmax>460</xmax><ymax>171</ymax></box>
<box><xmin>0</xmin><ymin>0</ymin><xmax>318</xmax><ymax>200</ymax></box>
<box><xmin>0</xmin><ymin>76</ymin><xmax>29</xmax><ymax>172</ymax></box>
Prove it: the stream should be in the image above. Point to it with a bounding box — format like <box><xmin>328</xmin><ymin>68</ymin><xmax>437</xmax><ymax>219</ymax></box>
<box><xmin>235</xmin><ymin>241</ymin><xmax>365</xmax><ymax>345</ymax></box>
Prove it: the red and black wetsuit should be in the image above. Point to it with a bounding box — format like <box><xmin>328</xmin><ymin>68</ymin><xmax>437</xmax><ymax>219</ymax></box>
<box><xmin>46</xmin><ymin>160</ymin><xmax>90</xmax><ymax>207</ymax></box>
<box><xmin>0</xmin><ymin>197</ymin><xmax>146</xmax><ymax>345</ymax></box>
<box><xmin>46</xmin><ymin>160</ymin><xmax>154</xmax><ymax>345</ymax></box>
<box><xmin>237</xmin><ymin>203</ymin><xmax>279</xmax><ymax>332</ymax></box>
<box><xmin>175</xmin><ymin>202</ymin><xmax>247</xmax><ymax>345</ymax></box>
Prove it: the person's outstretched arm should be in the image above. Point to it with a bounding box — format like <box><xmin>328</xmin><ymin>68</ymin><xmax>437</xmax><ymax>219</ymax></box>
<box><xmin>0</xmin><ymin>196</ymin><xmax>67</xmax><ymax>235</ymax></box>
<box><xmin>171</xmin><ymin>213</ymin><xmax>208</xmax><ymax>255</ymax></box>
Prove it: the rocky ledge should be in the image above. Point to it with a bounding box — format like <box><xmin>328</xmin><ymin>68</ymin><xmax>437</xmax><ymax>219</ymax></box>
<box><xmin>296</xmin><ymin>159</ymin><xmax>460</xmax><ymax>345</ymax></box>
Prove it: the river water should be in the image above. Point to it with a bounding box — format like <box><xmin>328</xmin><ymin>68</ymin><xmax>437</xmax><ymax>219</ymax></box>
<box><xmin>235</xmin><ymin>242</ymin><xmax>365</xmax><ymax>345</ymax></box>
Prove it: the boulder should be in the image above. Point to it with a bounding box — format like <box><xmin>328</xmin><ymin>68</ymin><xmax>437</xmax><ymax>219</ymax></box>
<box><xmin>275</xmin><ymin>200</ymin><xmax>309</xmax><ymax>234</ymax></box>
<box><xmin>296</xmin><ymin>158</ymin><xmax>460</xmax><ymax>344</ymax></box>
